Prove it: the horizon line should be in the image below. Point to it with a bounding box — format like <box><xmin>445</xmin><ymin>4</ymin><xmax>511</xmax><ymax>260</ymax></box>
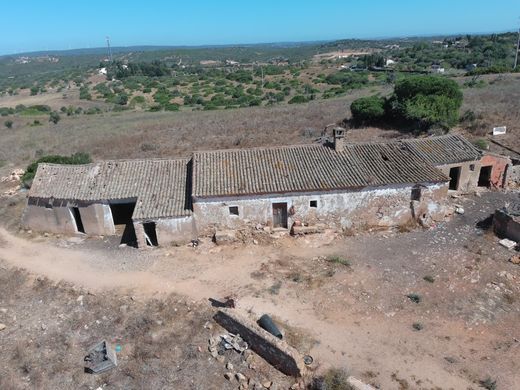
<box><xmin>1</xmin><ymin>28</ymin><xmax>516</xmax><ymax>57</ymax></box>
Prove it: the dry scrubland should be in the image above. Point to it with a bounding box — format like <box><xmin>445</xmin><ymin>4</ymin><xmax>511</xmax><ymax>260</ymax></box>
<box><xmin>0</xmin><ymin>85</ymin><xmax>390</xmax><ymax>167</ymax></box>
<box><xmin>0</xmin><ymin>192</ymin><xmax>519</xmax><ymax>389</ymax></box>
<box><xmin>1</xmin><ymin>74</ymin><xmax>519</xmax><ymax>171</ymax></box>
<box><xmin>0</xmin><ymin>73</ymin><xmax>520</xmax><ymax>389</ymax></box>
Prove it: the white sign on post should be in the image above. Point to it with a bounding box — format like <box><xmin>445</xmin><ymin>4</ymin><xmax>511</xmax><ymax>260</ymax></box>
<box><xmin>493</xmin><ymin>126</ymin><xmax>507</xmax><ymax>135</ymax></box>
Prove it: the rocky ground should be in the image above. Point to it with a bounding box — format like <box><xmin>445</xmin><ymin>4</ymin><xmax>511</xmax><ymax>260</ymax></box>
<box><xmin>1</xmin><ymin>187</ymin><xmax>519</xmax><ymax>389</ymax></box>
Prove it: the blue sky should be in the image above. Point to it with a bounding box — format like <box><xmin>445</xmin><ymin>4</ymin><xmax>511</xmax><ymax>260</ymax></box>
<box><xmin>1</xmin><ymin>0</ymin><xmax>519</xmax><ymax>55</ymax></box>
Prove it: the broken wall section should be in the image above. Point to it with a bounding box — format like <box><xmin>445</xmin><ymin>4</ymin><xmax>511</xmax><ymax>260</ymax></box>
<box><xmin>22</xmin><ymin>199</ymin><xmax>115</xmax><ymax>236</ymax></box>
<box><xmin>133</xmin><ymin>216</ymin><xmax>194</xmax><ymax>248</ymax></box>
<box><xmin>480</xmin><ymin>153</ymin><xmax>511</xmax><ymax>189</ymax></box>
<box><xmin>214</xmin><ymin>309</ymin><xmax>306</xmax><ymax>377</ymax></box>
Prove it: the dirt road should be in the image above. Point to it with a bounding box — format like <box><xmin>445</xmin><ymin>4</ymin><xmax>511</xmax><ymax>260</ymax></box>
<box><xmin>2</xmin><ymin>191</ymin><xmax>519</xmax><ymax>390</ymax></box>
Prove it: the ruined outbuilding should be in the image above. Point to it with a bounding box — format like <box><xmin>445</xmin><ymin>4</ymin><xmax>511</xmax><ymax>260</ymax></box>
<box><xmin>494</xmin><ymin>202</ymin><xmax>520</xmax><ymax>243</ymax></box>
<box><xmin>22</xmin><ymin>158</ymin><xmax>193</xmax><ymax>247</ymax></box>
<box><xmin>402</xmin><ymin>135</ymin><xmax>511</xmax><ymax>191</ymax></box>
<box><xmin>22</xmin><ymin>133</ymin><xmax>511</xmax><ymax>248</ymax></box>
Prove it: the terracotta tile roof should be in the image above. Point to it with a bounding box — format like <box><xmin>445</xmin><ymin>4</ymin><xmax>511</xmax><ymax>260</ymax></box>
<box><xmin>29</xmin><ymin>159</ymin><xmax>192</xmax><ymax>219</ymax></box>
<box><xmin>402</xmin><ymin>134</ymin><xmax>481</xmax><ymax>165</ymax></box>
<box><xmin>29</xmin><ymin>134</ymin><xmax>479</xmax><ymax>214</ymax></box>
<box><xmin>192</xmin><ymin>142</ymin><xmax>449</xmax><ymax>198</ymax></box>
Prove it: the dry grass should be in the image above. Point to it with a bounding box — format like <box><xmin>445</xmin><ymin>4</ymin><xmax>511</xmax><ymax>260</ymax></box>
<box><xmin>458</xmin><ymin>73</ymin><xmax>520</xmax><ymax>154</ymax></box>
<box><xmin>0</xmin><ymin>264</ymin><xmax>272</xmax><ymax>389</ymax></box>
<box><xmin>0</xmin><ymin>88</ymin><xmax>390</xmax><ymax>166</ymax></box>
<box><xmin>2</xmin><ymin>73</ymin><xmax>519</xmax><ymax>169</ymax></box>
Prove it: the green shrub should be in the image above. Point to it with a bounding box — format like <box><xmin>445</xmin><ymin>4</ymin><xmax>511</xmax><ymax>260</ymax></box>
<box><xmin>4</xmin><ymin>120</ymin><xmax>13</xmax><ymax>129</ymax></box>
<box><xmin>479</xmin><ymin>377</ymin><xmax>497</xmax><ymax>390</ymax></box>
<box><xmin>288</xmin><ymin>95</ymin><xmax>309</xmax><ymax>104</ymax></box>
<box><xmin>311</xmin><ymin>368</ymin><xmax>351</xmax><ymax>390</ymax></box>
<box><xmin>350</xmin><ymin>95</ymin><xmax>386</xmax><ymax>122</ymax></box>
<box><xmin>132</xmin><ymin>95</ymin><xmax>146</xmax><ymax>104</ymax></box>
<box><xmin>79</xmin><ymin>86</ymin><xmax>91</xmax><ymax>100</ymax></box>
<box><xmin>22</xmin><ymin>153</ymin><xmax>91</xmax><ymax>187</ymax></box>
<box><xmin>325</xmin><ymin>71</ymin><xmax>369</xmax><ymax>89</ymax></box>
<box><xmin>85</xmin><ymin>107</ymin><xmax>102</xmax><ymax>115</ymax></box>
<box><xmin>423</xmin><ymin>275</ymin><xmax>435</xmax><ymax>283</ymax></box>
<box><xmin>391</xmin><ymin>76</ymin><xmax>463</xmax><ymax>129</ymax></box>
<box><xmin>114</xmin><ymin>93</ymin><xmax>128</xmax><ymax>105</ymax></box>
<box><xmin>406</xmin><ymin>293</ymin><xmax>422</xmax><ymax>303</ymax></box>
<box><xmin>49</xmin><ymin>111</ymin><xmax>60</xmax><ymax>124</ymax></box>
<box><xmin>473</xmin><ymin>138</ymin><xmax>488</xmax><ymax>150</ymax></box>
<box><xmin>326</xmin><ymin>256</ymin><xmax>351</xmax><ymax>267</ymax></box>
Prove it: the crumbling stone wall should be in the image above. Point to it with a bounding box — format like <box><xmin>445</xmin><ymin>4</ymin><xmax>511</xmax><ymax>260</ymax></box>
<box><xmin>494</xmin><ymin>209</ymin><xmax>520</xmax><ymax>242</ymax></box>
<box><xmin>214</xmin><ymin>309</ymin><xmax>306</xmax><ymax>377</ymax></box>
<box><xmin>22</xmin><ymin>198</ymin><xmax>114</xmax><ymax>235</ymax></box>
<box><xmin>480</xmin><ymin>154</ymin><xmax>511</xmax><ymax>189</ymax></box>
<box><xmin>193</xmin><ymin>182</ymin><xmax>448</xmax><ymax>235</ymax></box>
<box><xmin>22</xmin><ymin>198</ymin><xmax>77</xmax><ymax>234</ymax></box>
<box><xmin>436</xmin><ymin>161</ymin><xmax>480</xmax><ymax>192</ymax></box>
<box><xmin>134</xmin><ymin>216</ymin><xmax>195</xmax><ymax>248</ymax></box>
<box><xmin>510</xmin><ymin>163</ymin><xmax>520</xmax><ymax>188</ymax></box>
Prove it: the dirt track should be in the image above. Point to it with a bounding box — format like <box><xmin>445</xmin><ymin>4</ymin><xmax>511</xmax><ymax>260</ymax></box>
<box><xmin>1</xmin><ymin>191</ymin><xmax>519</xmax><ymax>389</ymax></box>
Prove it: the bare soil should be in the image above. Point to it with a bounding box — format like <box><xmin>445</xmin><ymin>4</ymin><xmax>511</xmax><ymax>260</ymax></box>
<box><xmin>1</xmin><ymin>191</ymin><xmax>519</xmax><ymax>389</ymax></box>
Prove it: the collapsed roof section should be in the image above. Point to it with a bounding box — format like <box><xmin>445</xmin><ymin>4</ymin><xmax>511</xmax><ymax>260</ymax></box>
<box><xmin>29</xmin><ymin>158</ymin><xmax>192</xmax><ymax>220</ymax></box>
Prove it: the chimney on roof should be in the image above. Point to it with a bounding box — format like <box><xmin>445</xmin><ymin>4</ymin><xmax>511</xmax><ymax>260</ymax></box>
<box><xmin>333</xmin><ymin>127</ymin><xmax>346</xmax><ymax>152</ymax></box>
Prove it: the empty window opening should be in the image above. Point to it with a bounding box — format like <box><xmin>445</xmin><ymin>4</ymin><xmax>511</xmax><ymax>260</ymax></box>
<box><xmin>310</xmin><ymin>200</ymin><xmax>318</xmax><ymax>208</ymax></box>
<box><xmin>143</xmin><ymin>222</ymin><xmax>158</xmax><ymax>247</ymax></box>
<box><xmin>45</xmin><ymin>203</ymin><xmax>53</xmax><ymax>209</ymax></box>
<box><xmin>109</xmin><ymin>202</ymin><xmax>137</xmax><ymax>247</ymax></box>
<box><xmin>478</xmin><ymin>166</ymin><xmax>493</xmax><ymax>188</ymax></box>
<box><xmin>448</xmin><ymin>167</ymin><xmax>461</xmax><ymax>190</ymax></box>
<box><xmin>411</xmin><ymin>186</ymin><xmax>422</xmax><ymax>201</ymax></box>
<box><xmin>71</xmin><ymin>207</ymin><xmax>85</xmax><ymax>234</ymax></box>
<box><xmin>469</xmin><ymin>164</ymin><xmax>475</xmax><ymax>171</ymax></box>
<box><xmin>229</xmin><ymin>206</ymin><xmax>239</xmax><ymax>216</ymax></box>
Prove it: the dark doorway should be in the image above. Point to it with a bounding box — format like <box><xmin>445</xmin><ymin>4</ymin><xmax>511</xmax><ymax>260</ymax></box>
<box><xmin>478</xmin><ymin>166</ymin><xmax>492</xmax><ymax>187</ymax></box>
<box><xmin>109</xmin><ymin>202</ymin><xmax>137</xmax><ymax>246</ymax></box>
<box><xmin>71</xmin><ymin>207</ymin><xmax>85</xmax><ymax>233</ymax></box>
<box><xmin>272</xmin><ymin>202</ymin><xmax>288</xmax><ymax>228</ymax></box>
<box><xmin>143</xmin><ymin>222</ymin><xmax>158</xmax><ymax>247</ymax></box>
<box><xmin>448</xmin><ymin>167</ymin><xmax>461</xmax><ymax>190</ymax></box>
<box><xmin>411</xmin><ymin>185</ymin><xmax>422</xmax><ymax>201</ymax></box>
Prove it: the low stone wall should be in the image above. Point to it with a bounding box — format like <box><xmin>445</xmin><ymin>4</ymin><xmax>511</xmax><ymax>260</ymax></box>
<box><xmin>213</xmin><ymin>309</ymin><xmax>306</xmax><ymax>377</ymax></box>
<box><xmin>494</xmin><ymin>209</ymin><xmax>520</xmax><ymax>242</ymax></box>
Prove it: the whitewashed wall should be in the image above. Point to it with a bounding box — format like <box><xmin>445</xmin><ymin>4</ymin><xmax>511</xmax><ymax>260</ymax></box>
<box><xmin>193</xmin><ymin>182</ymin><xmax>448</xmax><ymax>233</ymax></box>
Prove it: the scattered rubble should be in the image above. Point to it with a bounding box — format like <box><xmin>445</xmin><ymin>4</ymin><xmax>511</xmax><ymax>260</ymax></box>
<box><xmin>0</xmin><ymin>323</ymin><xmax>6</xmax><ymax>331</ymax></box>
<box><xmin>455</xmin><ymin>206</ymin><xmax>465</xmax><ymax>215</ymax></box>
<box><xmin>0</xmin><ymin>168</ymin><xmax>24</xmax><ymax>183</ymax></box>
<box><xmin>214</xmin><ymin>309</ymin><xmax>306</xmax><ymax>377</ymax></box>
<box><xmin>84</xmin><ymin>340</ymin><xmax>118</xmax><ymax>374</ymax></box>
<box><xmin>509</xmin><ymin>255</ymin><xmax>520</xmax><ymax>265</ymax></box>
<box><xmin>346</xmin><ymin>376</ymin><xmax>378</xmax><ymax>390</ymax></box>
<box><xmin>499</xmin><ymin>238</ymin><xmax>517</xmax><ymax>250</ymax></box>
<box><xmin>291</xmin><ymin>223</ymin><xmax>326</xmax><ymax>236</ymax></box>
<box><xmin>214</xmin><ymin>230</ymin><xmax>238</xmax><ymax>245</ymax></box>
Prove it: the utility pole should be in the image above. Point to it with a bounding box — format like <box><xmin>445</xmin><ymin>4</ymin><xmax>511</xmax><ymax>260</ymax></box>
<box><xmin>514</xmin><ymin>18</ymin><xmax>520</xmax><ymax>69</ymax></box>
<box><xmin>106</xmin><ymin>36</ymin><xmax>113</xmax><ymax>62</ymax></box>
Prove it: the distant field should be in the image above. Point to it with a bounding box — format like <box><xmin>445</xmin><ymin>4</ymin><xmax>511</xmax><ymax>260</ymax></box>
<box><xmin>0</xmin><ymin>73</ymin><xmax>519</xmax><ymax>172</ymax></box>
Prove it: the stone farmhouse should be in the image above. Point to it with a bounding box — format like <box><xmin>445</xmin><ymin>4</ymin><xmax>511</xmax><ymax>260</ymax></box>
<box><xmin>22</xmin><ymin>132</ymin><xmax>512</xmax><ymax>248</ymax></box>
